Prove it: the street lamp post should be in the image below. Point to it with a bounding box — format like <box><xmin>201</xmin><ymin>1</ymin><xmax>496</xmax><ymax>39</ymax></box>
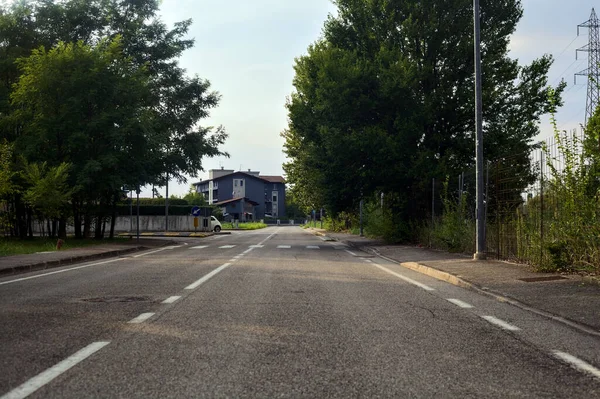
<box><xmin>474</xmin><ymin>0</ymin><xmax>486</xmax><ymax>260</ymax></box>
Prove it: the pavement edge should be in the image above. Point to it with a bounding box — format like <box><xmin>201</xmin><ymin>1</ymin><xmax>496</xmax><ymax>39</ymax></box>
<box><xmin>343</xmin><ymin>239</ymin><xmax>600</xmax><ymax>339</ymax></box>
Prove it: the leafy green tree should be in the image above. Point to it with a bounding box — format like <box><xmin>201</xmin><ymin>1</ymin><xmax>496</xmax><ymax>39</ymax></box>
<box><xmin>21</xmin><ymin>161</ymin><xmax>72</xmax><ymax>238</ymax></box>
<box><xmin>11</xmin><ymin>37</ymin><xmax>152</xmax><ymax>238</ymax></box>
<box><xmin>183</xmin><ymin>186</ymin><xmax>207</xmax><ymax>206</ymax></box>
<box><xmin>0</xmin><ymin>0</ymin><xmax>228</xmax><ymax>238</ymax></box>
<box><xmin>284</xmin><ymin>0</ymin><xmax>562</xmax><ymax>238</ymax></box>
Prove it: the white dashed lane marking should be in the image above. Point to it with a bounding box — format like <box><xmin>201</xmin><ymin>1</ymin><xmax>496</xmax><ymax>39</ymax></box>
<box><xmin>481</xmin><ymin>316</ymin><xmax>520</xmax><ymax>331</ymax></box>
<box><xmin>185</xmin><ymin>263</ymin><xmax>232</xmax><ymax>290</ymax></box>
<box><xmin>553</xmin><ymin>351</ymin><xmax>600</xmax><ymax>380</ymax></box>
<box><xmin>219</xmin><ymin>245</ymin><xmax>236</xmax><ymax>249</ymax></box>
<box><xmin>128</xmin><ymin>313</ymin><xmax>155</xmax><ymax>324</ymax></box>
<box><xmin>162</xmin><ymin>296</ymin><xmax>181</xmax><ymax>304</ymax></box>
<box><xmin>306</xmin><ymin>246</ymin><xmax>320</xmax><ymax>249</ymax></box>
<box><xmin>0</xmin><ymin>342</ymin><xmax>110</xmax><ymax>399</ymax></box>
<box><xmin>191</xmin><ymin>245</ymin><xmax>208</xmax><ymax>249</ymax></box>
<box><xmin>446</xmin><ymin>299</ymin><xmax>474</xmax><ymax>309</ymax></box>
<box><xmin>277</xmin><ymin>245</ymin><xmax>291</xmax><ymax>249</ymax></box>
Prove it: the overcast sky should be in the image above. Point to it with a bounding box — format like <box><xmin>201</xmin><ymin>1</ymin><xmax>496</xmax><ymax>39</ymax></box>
<box><xmin>149</xmin><ymin>0</ymin><xmax>597</xmax><ymax>197</ymax></box>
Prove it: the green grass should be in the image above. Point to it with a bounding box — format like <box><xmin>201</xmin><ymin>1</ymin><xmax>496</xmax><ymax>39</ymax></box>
<box><xmin>221</xmin><ymin>222</ymin><xmax>268</xmax><ymax>230</ymax></box>
<box><xmin>0</xmin><ymin>237</ymin><xmax>128</xmax><ymax>257</ymax></box>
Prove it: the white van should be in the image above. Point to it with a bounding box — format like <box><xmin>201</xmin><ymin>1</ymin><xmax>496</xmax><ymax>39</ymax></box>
<box><xmin>211</xmin><ymin>216</ymin><xmax>222</xmax><ymax>233</ymax></box>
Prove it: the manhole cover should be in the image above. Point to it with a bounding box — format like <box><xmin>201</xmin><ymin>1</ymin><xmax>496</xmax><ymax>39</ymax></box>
<box><xmin>82</xmin><ymin>296</ymin><xmax>150</xmax><ymax>303</ymax></box>
<box><xmin>518</xmin><ymin>276</ymin><xmax>568</xmax><ymax>283</ymax></box>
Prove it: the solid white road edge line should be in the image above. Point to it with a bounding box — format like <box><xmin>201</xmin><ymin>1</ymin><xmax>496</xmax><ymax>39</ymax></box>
<box><xmin>553</xmin><ymin>351</ymin><xmax>600</xmax><ymax>380</ymax></box>
<box><xmin>0</xmin><ymin>259</ymin><xmax>123</xmax><ymax>287</ymax></box>
<box><xmin>128</xmin><ymin>313</ymin><xmax>155</xmax><ymax>324</ymax></box>
<box><xmin>446</xmin><ymin>298</ymin><xmax>474</xmax><ymax>309</ymax></box>
<box><xmin>132</xmin><ymin>247</ymin><xmax>174</xmax><ymax>258</ymax></box>
<box><xmin>371</xmin><ymin>263</ymin><xmax>435</xmax><ymax>291</ymax></box>
<box><xmin>185</xmin><ymin>263</ymin><xmax>232</xmax><ymax>290</ymax></box>
<box><xmin>345</xmin><ymin>249</ymin><xmax>357</xmax><ymax>256</ymax></box>
<box><xmin>0</xmin><ymin>341</ymin><xmax>110</xmax><ymax>399</ymax></box>
<box><xmin>481</xmin><ymin>315</ymin><xmax>520</xmax><ymax>331</ymax></box>
<box><xmin>162</xmin><ymin>296</ymin><xmax>181</xmax><ymax>304</ymax></box>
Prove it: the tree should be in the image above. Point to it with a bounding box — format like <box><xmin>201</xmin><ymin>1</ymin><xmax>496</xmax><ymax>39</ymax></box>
<box><xmin>0</xmin><ymin>0</ymin><xmax>228</xmax><ymax>238</ymax></box>
<box><xmin>21</xmin><ymin>161</ymin><xmax>72</xmax><ymax>238</ymax></box>
<box><xmin>283</xmin><ymin>0</ymin><xmax>562</xmax><ymax>238</ymax></box>
<box><xmin>183</xmin><ymin>186</ymin><xmax>207</xmax><ymax>206</ymax></box>
<box><xmin>11</xmin><ymin>38</ymin><xmax>152</xmax><ymax>238</ymax></box>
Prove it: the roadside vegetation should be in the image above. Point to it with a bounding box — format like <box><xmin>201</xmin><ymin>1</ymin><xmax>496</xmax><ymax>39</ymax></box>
<box><xmin>0</xmin><ymin>237</ymin><xmax>128</xmax><ymax>257</ymax></box>
<box><xmin>221</xmin><ymin>222</ymin><xmax>267</xmax><ymax>230</ymax></box>
<box><xmin>0</xmin><ymin>0</ymin><xmax>227</xmax><ymax>241</ymax></box>
<box><xmin>280</xmin><ymin>1</ymin><xmax>600</xmax><ymax>274</ymax></box>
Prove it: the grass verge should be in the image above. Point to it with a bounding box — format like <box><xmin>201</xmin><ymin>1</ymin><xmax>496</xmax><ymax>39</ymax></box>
<box><xmin>0</xmin><ymin>237</ymin><xmax>128</xmax><ymax>257</ymax></box>
<box><xmin>221</xmin><ymin>222</ymin><xmax>268</xmax><ymax>230</ymax></box>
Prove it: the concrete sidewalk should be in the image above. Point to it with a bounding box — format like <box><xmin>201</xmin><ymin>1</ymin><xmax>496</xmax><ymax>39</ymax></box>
<box><xmin>309</xmin><ymin>228</ymin><xmax>600</xmax><ymax>336</ymax></box>
<box><xmin>0</xmin><ymin>238</ymin><xmax>175</xmax><ymax>276</ymax></box>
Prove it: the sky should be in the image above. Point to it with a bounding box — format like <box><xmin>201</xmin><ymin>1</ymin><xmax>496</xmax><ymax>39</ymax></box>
<box><xmin>148</xmin><ymin>0</ymin><xmax>598</xmax><ymax>198</ymax></box>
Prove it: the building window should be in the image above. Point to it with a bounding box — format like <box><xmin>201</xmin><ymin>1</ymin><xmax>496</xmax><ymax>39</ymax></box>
<box><xmin>273</xmin><ymin>195</ymin><xmax>277</xmax><ymax>202</ymax></box>
<box><xmin>240</xmin><ymin>180</ymin><xmax>244</xmax><ymax>187</ymax></box>
<box><xmin>214</xmin><ymin>181</ymin><xmax>218</xmax><ymax>189</ymax></box>
<box><xmin>234</xmin><ymin>180</ymin><xmax>238</xmax><ymax>187</ymax></box>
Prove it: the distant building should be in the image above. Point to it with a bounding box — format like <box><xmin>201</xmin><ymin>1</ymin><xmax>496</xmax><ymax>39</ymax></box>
<box><xmin>193</xmin><ymin>168</ymin><xmax>286</xmax><ymax>221</ymax></box>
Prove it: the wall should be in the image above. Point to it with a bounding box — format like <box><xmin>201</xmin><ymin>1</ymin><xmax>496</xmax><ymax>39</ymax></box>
<box><xmin>31</xmin><ymin>215</ymin><xmax>212</xmax><ymax>233</ymax></box>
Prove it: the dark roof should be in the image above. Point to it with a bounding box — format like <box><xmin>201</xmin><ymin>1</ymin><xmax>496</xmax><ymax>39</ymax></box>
<box><xmin>213</xmin><ymin>197</ymin><xmax>259</xmax><ymax>206</ymax></box>
<box><xmin>194</xmin><ymin>171</ymin><xmax>285</xmax><ymax>186</ymax></box>
<box><xmin>260</xmin><ymin>175</ymin><xmax>286</xmax><ymax>183</ymax></box>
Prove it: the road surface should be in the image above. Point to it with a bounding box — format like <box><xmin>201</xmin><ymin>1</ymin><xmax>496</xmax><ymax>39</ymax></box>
<box><xmin>1</xmin><ymin>226</ymin><xmax>599</xmax><ymax>398</ymax></box>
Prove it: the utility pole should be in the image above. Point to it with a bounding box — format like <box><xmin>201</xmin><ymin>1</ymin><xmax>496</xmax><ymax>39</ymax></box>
<box><xmin>474</xmin><ymin>0</ymin><xmax>486</xmax><ymax>260</ymax></box>
<box><xmin>165</xmin><ymin>173</ymin><xmax>169</xmax><ymax>232</ymax></box>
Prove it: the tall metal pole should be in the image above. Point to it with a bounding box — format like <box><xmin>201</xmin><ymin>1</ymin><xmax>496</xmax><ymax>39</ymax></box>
<box><xmin>136</xmin><ymin>187</ymin><xmax>140</xmax><ymax>242</ymax></box>
<box><xmin>359</xmin><ymin>200</ymin><xmax>364</xmax><ymax>237</ymax></box>
<box><xmin>474</xmin><ymin>0</ymin><xmax>486</xmax><ymax>260</ymax></box>
<box><xmin>165</xmin><ymin>173</ymin><xmax>169</xmax><ymax>232</ymax></box>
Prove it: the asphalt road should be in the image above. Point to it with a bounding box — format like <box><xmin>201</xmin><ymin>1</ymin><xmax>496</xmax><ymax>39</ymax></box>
<box><xmin>1</xmin><ymin>226</ymin><xmax>600</xmax><ymax>398</ymax></box>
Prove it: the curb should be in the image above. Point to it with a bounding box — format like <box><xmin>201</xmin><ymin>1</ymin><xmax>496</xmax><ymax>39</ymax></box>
<box><xmin>0</xmin><ymin>246</ymin><xmax>147</xmax><ymax>277</ymax></box>
<box><xmin>342</xmin><ymin>240</ymin><xmax>600</xmax><ymax>339</ymax></box>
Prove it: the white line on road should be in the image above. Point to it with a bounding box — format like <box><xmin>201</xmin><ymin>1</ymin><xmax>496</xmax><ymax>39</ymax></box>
<box><xmin>277</xmin><ymin>245</ymin><xmax>291</xmax><ymax>249</ymax></box>
<box><xmin>233</xmin><ymin>255</ymin><xmax>243</xmax><ymax>258</ymax></box>
<box><xmin>306</xmin><ymin>246</ymin><xmax>320</xmax><ymax>249</ymax></box>
<box><xmin>553</xmin><ymin>351</ymin><xmax>600</xmax><ymax>380</ymax></box>
<box><xmin>257</xmin><ymin>232</ymin><xmax>277</xmax><ymax>246</ymax></box>
<box><xmin>229</xmin><ymin>259</ymin><xmax>238</xmax><ymax>262</ymax></box>
<box><xmin>363</xmin><ymin>259</ymin><xmax>373</xmax><ymax>263</ymax></box>
<box><xmin>0</xmin><ymin>341</ymin><xmax>110</xmax><ymax>399</ymax></box>
<box><xmin>371</xmin><ymin>263</ymin><xmax>435</xmax><ymax>291</ymax></box>
<box><xmin>481</xmin><ymin>316</ymin><xmax>520</xmax><ymax>331</ymax></box>
<box><xmin>249</xmin><ymin>245</ymin><xmax>264</xmax><ymax>248</ymax></box>
<box><xmin>185</xmin><ymin>263</ymin><xmax>232</xmax><ymax>290</ymax></box>
<box><xmin>219</xmin><ymin>245</ymin><xmax>236</xmax><ymax>249</ymax></box>
<box><xmin>128</xmin><ymin>313</ymin><xmax>155</xmax><ymax>324</ymax></box>
<box><xmin>162</xmin><ymin>296</ymin><xmax>181</xmax><ymax>304</ymax></box>
<box><xmin>133</xmin><ymin>247</ymin><xmax>179</xmax><ymax>258</ymax></box>
<box><xmin>0</xmin><ymin>259</ymin><xmax>123</xmax><ymax>287</ymax></box>
<box><xmin>242</xmin><ymin>249</ymin><xmax>253</xmax><ymax>254</ymax></box>
<box><xmin>190</xmin><ymin>245</ymin><xmax>208</xmax><ymax>249</ymax></box>
<box><xmin>345</xmin><ymin>249</ymin><xmax>357</xmax><ymax>256</ymax></box>
<box><xmin>446</xmin><ymin>298</ymin><xmax>474</xmax><ymax>309</ymax></box>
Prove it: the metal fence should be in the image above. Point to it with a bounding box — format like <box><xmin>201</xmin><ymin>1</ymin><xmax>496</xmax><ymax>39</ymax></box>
<box><xmin>430</xmin><ymin>129</ymin><xmax>599</xmax><ymax>270</ymax></box>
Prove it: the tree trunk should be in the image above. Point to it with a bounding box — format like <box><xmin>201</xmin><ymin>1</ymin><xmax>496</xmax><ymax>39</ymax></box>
<box><xmin>27</xmin><ymin>208</ymin><xmax>33</xmax><ymax>238</ymax></box>
<box><xmin>52</xmin><ymin>219</ymin><xmax>57</xmax><ymax>238</ymax></box>
<box><xmin>46</xmin><ymin>220</ymin><xmax>51</xmax><ymax>238</ymax></box>
<box><xmin>109</xmin><ymin>200</ymin><xmax>117</xmax><ymax>239</ymax></box>
<box><xmin>83</xmin><ymin>213</ymin><xmax>91</xmax><ymax>238</ymax></box>
<box><xmin>58</xmin><ymin>217</ymin><xmax>67</xmax><ymax>239</ymax></box>
<box><xmin>94</xmin><ymin>215</ymin><xmax>103</xmax><ymax>239</ymax></box>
